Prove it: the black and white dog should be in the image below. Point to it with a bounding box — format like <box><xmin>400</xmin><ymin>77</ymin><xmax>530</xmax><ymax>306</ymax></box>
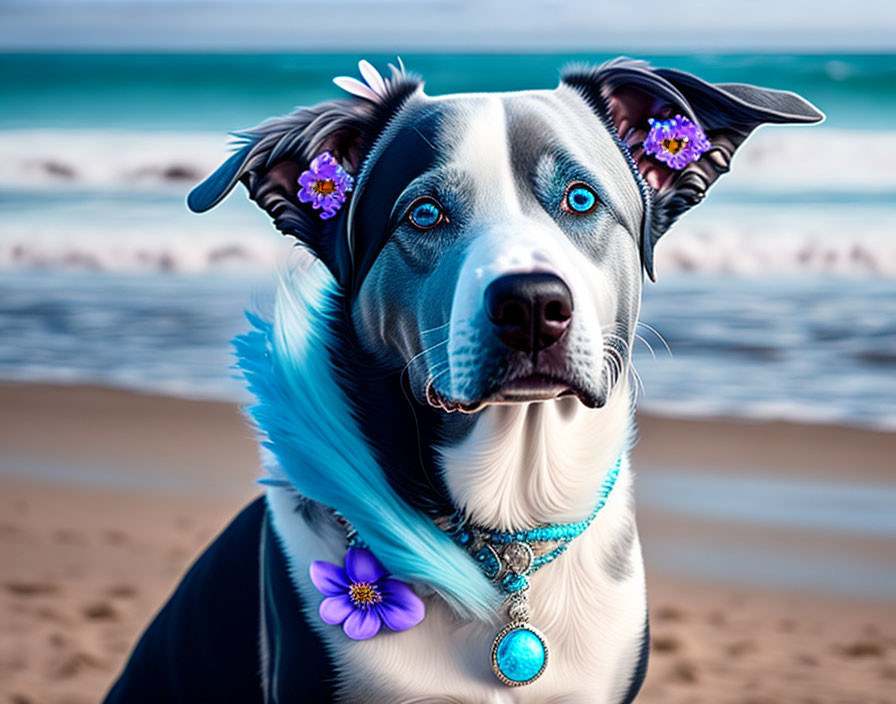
<box><xmin>105</xmin><ymin>58</ymin><xmax>821</xmax><ymax>703</ymax></box>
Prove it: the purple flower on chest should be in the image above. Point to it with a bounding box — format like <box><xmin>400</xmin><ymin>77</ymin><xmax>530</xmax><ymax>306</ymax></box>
<box><xmin>296</xmin><ymin>150</ymin><xmax>355</xmax><ymax>220</ymax></box>
<box><xmin>643</xmin><ymin>114</ymin><xmax>712</xmax><ymax>171</ymax></box>
<box><xmin>309</xmin><ymin>547</ymin><xmax>425</xmax><ymax>640</ymax></box>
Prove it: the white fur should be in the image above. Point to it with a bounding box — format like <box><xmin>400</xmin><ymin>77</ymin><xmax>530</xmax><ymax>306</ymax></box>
<box><xmin>438</xmin><ymin>384</ymin><xmax>632</xmax><ymax>531</ymax></box>
<box><xmin>267</xmin><ymin>381</ymin><xmax>646</xmax><ymax>703</ymax></box>
<box><xmin>447</xmin><ymin>97</ymin><xmax>520</xmax><ymax>213</ymax></box>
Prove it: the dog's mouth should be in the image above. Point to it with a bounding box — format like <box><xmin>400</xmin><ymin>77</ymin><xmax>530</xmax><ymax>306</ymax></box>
<box><xmin>425</xmin><ymin>373</ymin><xmax>599</xmax><ymax>413</ymax></box>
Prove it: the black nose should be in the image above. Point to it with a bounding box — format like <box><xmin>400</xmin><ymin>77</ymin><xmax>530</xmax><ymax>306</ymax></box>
<box><xmin>484</xmin><ymin>273</ymin><xmax>573</xmax><ymax>357</ymax></box>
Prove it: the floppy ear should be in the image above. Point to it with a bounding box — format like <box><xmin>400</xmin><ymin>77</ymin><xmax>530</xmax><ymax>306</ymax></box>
<box><xmin>187</xmin><ymin>60</ymin><xmax>421</xmax><ymax>286</ymax></box>
<box><xmin>563</xmin><ymin>58</ymin><xmax>824</xmax><ymax>279</ymax></box>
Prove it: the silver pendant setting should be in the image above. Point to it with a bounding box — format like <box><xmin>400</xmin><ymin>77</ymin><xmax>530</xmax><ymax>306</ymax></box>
<box><xmin>491</xmin><ymin>620</ymin><xmax>549</xmax><ymax>686</ymax></box>
<box><xmin>441</xmin><ymin>458</ymin><xmax>623</xmax><ymax>688</ymax></box>
<box><xmin>490</xmin><ymin>590</ymin><xmax>549</xmax><ymax>686</ymax></box>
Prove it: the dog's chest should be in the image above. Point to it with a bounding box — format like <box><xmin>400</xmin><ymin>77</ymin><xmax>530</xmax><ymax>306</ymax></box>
<box><xmin>267</xmin><ymin>476</ymin><xmax>647</xmax><ymax>703</ymax></box>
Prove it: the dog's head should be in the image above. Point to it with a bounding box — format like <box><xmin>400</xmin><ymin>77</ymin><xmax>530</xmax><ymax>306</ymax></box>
<box><xmin>190</xmin><ymin>58</ymin><xmax>821</xmax><ymax>415</ymax></box>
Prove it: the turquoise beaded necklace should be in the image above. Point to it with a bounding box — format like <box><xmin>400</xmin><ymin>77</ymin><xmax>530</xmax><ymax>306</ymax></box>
<box><xmin>339</xmin><ymin>456</ymin><xmax>622</xmax><ymax>688</ymax></box>
<box><xmin>439</xmin><ymin>457</ymin><xmax>622</xmax><ymax>686</ymax></box>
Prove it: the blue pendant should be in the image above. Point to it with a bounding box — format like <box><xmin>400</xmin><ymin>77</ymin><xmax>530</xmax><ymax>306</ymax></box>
<box><xmin>490</xmin><ymin>622</ymin><xmax>549</xmax><ymax>686</ymax></box>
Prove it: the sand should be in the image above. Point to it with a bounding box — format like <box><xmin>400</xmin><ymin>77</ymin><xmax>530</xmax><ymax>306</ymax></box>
<box><xmin>1</xmin><ymin>382</ymin><xmax>894</xmax><ymax>704</ymax></box>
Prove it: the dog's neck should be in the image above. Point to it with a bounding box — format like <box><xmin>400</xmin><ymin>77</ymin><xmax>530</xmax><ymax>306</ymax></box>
<box><xmin>437</xmin><ymin>384</ymin><xmax>632</xmax><ymax>531</ymax></box>
<box><xmin>332</xmin><ymin>318</ymin><xmax>632</xmax><ymax>531</ymax></box>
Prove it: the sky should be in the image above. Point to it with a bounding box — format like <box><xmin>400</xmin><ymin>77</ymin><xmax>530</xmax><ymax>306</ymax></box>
<box><xmin>1</xmin><ymin>0</ymin><xmax>895</xmax><ymax>52</ymax></box>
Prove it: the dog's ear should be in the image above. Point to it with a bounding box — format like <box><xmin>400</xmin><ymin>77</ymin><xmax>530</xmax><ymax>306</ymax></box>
<box><xmin>187</xmin><ymin>60</ymin><xmax>421</xmax><ymax>285</ymax></box>
<box><xmin>563</xmin><ymin>58</ymin><xmax>824</xmax><ymax>279</ymax></box>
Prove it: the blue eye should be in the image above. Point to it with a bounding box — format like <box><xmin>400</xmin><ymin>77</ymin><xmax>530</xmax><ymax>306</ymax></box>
<box><xmin>565</xmin><ymin>184</ymin><xmax>598</xmax><ymax>214</ymax></box>
<box><xmin>408</xmin><ymin>199</ymin><xmax>443</xmax><ymax>229</ymax></box>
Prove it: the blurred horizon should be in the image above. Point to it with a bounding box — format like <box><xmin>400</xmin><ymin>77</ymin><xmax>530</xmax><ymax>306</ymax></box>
<box><xmin>2</xmin><ymin>0</ymin><xmax>896</xmax><ymax>53</ymax></box>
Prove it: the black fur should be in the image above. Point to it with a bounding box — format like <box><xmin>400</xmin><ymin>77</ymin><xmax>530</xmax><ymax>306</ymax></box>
<box><xmin>620</xmin><ymin>615</ymin><xmax>651</xmax><ymax>704</ymax></box>
<box><xmin>326</xmin><ymin>299</ymin><xmax>474</xmax><ymax>516</ymax></box>
<box><xmin>103</xmin><ymin>498</ymin><xmax>337</xmax><ymax>703</ymax></box>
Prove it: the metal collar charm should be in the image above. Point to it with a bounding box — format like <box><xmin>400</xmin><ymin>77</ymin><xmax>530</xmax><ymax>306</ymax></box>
<box><xmin>441</xmin><ymin>457</ymin><xmax>623</xmax><ymax>686</ymax></box>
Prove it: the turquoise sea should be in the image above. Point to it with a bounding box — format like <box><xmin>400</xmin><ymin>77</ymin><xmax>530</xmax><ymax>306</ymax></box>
<box><xmin>2</xmin><ymin>52</ymin><xmax>896</xmax><ymax>428</ymax></box>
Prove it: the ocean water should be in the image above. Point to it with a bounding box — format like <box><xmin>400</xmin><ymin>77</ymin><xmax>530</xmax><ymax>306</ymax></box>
<box><xmin>2</xmin><ymin>53</ymin><xmax>896</xmax><ymax>429</ymax></box>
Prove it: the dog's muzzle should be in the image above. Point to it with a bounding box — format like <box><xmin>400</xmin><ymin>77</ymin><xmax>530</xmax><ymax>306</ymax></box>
<box><xmin>425</xmin><ymin>271</ymin><xmax>597</xmax><ymax>413</ymax></box>
<box><xmin>484</xmin><ymin>272</ymin><xmax>573</xmax><ymax>360</ymax></box>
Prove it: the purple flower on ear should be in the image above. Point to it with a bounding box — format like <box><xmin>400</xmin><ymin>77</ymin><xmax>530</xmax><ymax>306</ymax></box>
<box><xmin>309</xmin><ymin>547</ymin><xmax>425</xmax><ymax>640</ymax></box>
<box><xmin>297</xmin><ymin>151</ymin><xmax>355</xmax><ymax>220</ymax></box>
<box><xmin>643</xmin><ymin>114</ymin><xmax>711</xmax><ymax>171</ymax></box>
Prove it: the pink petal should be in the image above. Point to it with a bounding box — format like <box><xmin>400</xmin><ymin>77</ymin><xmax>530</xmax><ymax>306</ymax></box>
<box><xmin>358</xmin><ymin>59</ymin><xmax>386</xmax><ymax>96</ymax></box>
<box><xmin>333</xmin><ymin>76</ymin><xmax>380</xmax><ymax>102</ymax></box>
<box><xmin>319</xmin><ymin>595</ymin><xmax>354</xmax><ymax>625</ymax></box>
<box><xmin>308</xmin><ymin>560</ymin><xmax>349</xmax><ymax>597</ymax></box>
<box><xmin>345</xmin><ymin>547</ymin><xmax>388</xmax><ymax>584</ymax></box>
<box><xmin>343</xmin><ymin>608</ymin><xmax>382</xmax><ymax>640</ymax></box>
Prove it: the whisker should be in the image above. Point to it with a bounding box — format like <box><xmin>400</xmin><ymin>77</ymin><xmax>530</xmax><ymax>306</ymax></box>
<box><xmin>634</xmin><ymin>333</ymin><xmax>656</xmax><ymax>360</ymax></box>
<box><xmin>637</xmin><ymin>321</ymin><xmax>672</xmax><ymax>358</ymax></box>
<box><xmin>428</xmin><ymin>365</ymin><xmax>452</xmax><ymax>385</ymax></box>
<box><xmin>603</xmin><ymin>333</ymin><xmax>632</xmax><ymax>360</ymax></box>
<box><xmin>418</xmin><ymin>321</ymin><xmax>451</xmax><ymax>336</ymax></box>
<box><xmin>603</xmin><ymin>344</ymin><xmax>623</xmax><ymax>390</ymax></box>
<box><xmin>419</xmin><ymin>314</ymin><xmax>477</xmax><ymax>337</ymax></box>
<box><xmin>629</xmin><ymin>364</ymin><xmax>646</xmax><ymax>398</ymax></box>
<box><xmin>401</xmin><ymin>337</ymin><xmax>449</xmax><ymax>378</ymax></box>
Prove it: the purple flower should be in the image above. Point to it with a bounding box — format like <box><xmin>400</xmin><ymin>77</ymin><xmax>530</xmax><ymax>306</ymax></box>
<box><xmin>309</xmin><ymin>547</ymin><xmax>425</xmax><ymax>640</ymax></box>
<box><xmin>296</xmin><ymin>151</ymin><xmax>355</xmax><ymax>220</ymax></box>
<box><xmin>643</xmin><ymin>114</ymin><xmax>711</xmax><ymax>171</ymax></box>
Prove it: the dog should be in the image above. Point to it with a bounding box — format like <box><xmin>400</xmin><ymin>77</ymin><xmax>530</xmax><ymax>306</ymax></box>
<box><xmin>104</xmin><ymin>57</ymin><xmax>822</xmax><ymax>703</ymax></box>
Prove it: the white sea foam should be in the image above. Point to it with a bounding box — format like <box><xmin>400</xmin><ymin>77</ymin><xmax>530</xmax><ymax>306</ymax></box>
<box><xmin>0</xmin><ymin>129</ymin><xmax>230</xmax><ymax>190</ymax></box>
<box><xmin>653</xmin><ymin>228</ymin><xmax>896</xmax><ymax>278</ymax></box>
<box><xmin>0</xmin><ymin>226</ymin><xmax>287</xmax><ymax>273</ymax></box>
<box><xmin>1</xmin><ymin>229</ymin><xmax>891</xmax><ymax>276</ymax></box>
<box><xmin>719</xmin><ymin>127</ymin><xmax>896</xmax><ymax>192</ymax></box>
<box><xmin>0</xmin><ymin>127</ymin><xmax>893</xmax><ymax>191</ymax></box>
<box><xmin>1</xmin><ymin>127</ymin><xmax>895</xmax><ymax>276</ymax></box>
<box><xmin>5</xmin><ymin>215</ymin><xmax>895</xmax><ymax>276</ymax></box>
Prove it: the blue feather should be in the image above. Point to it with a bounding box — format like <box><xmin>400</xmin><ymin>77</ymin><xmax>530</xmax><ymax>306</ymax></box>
<box><xmin>235</xmin><ymin>264</ymin><xmax>501</xmax><ymax>621</ymax></box>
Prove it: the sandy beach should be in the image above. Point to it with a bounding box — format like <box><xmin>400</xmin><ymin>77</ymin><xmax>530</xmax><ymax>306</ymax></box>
<box><xmin>1</xmin><ymin>382</ymin><xmax>894</xmax><ymax>703</ymax></box>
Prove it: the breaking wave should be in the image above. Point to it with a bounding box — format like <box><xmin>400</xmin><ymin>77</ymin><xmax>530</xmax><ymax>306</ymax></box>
<box><xmin>1</xmin><ymin>127</ymin><xmax>895</xmax><ymax>277</ymax></box>
<box><xmin>3</xmin><ymin>227</ymin><xmax>896</xmax><ymax>277</ymax></box>
<box><xmin>0</xmin><ymin>127</ymin><xmax>892</xmax><ymax>191</ymax></box>
<box><xmin>0</xmin><ymin>229</ymin><xmax>285</xmax><ymax>274</ymax></box>
<box><xmin>653</xmin><ymin>229</ymin><xmax>896</xmax><ymax>278</ymax></box>
<box><xmin>0</xmin><ymin>130</ymin><xmax>228</xmax><ymax>191</ymax></box>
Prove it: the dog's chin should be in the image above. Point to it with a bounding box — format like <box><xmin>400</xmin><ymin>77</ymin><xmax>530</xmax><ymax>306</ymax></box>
<box><xmin>426</xmin><ymin>373</ymin><xmax>602</xmax><ymax>414</ymax></box>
